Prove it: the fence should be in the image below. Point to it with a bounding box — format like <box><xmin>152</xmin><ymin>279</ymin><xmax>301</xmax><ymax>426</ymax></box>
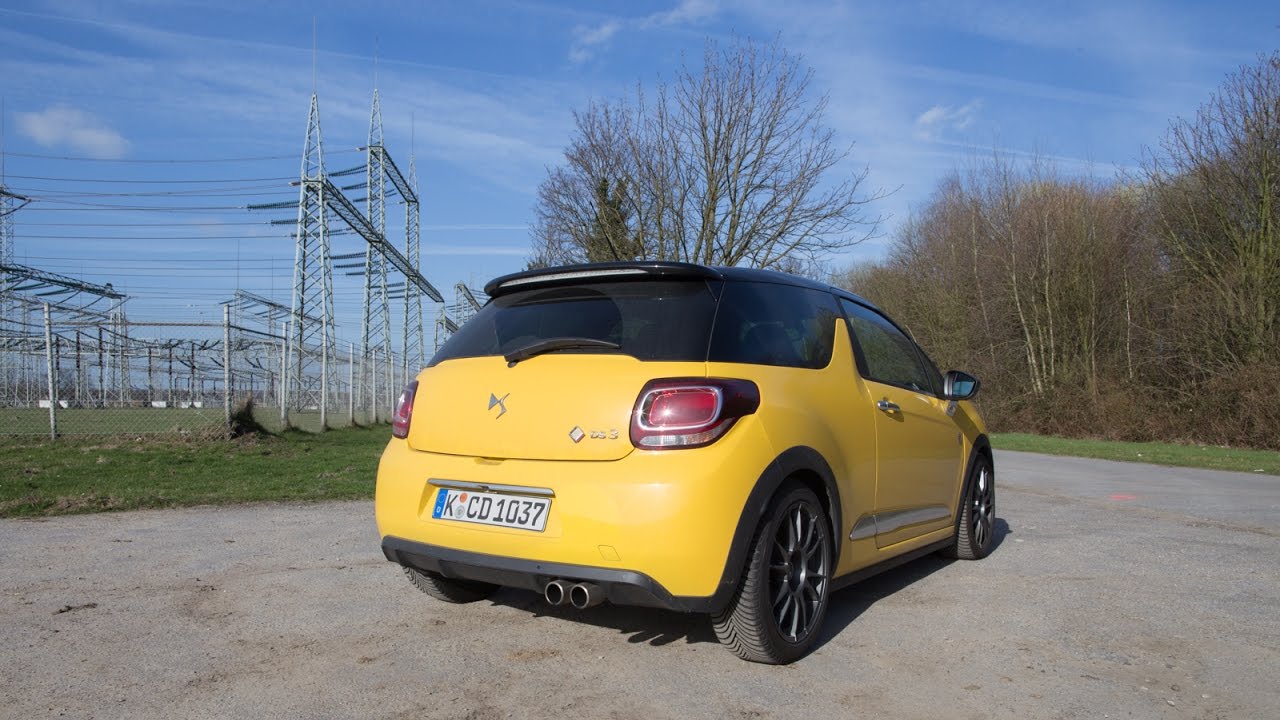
<box><xmin>1</xmin><ymin>304</ymin><xmax>410</xmax><ymax>438</ymax></box>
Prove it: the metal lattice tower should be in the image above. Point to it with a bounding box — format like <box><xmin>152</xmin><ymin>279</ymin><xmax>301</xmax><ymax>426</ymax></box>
<box><xmin>289</xmin><ymin>93</ymin><xmax>337</xmax><ymax>426</ymax></box>
<box><xmin>0</xmin><ymin>262</ymin><xmax>128</xmax><ymax>408</ymax></box>
<box><xmin>454</xmin><ymin>282</ymin><xmax>485</xmax><ymax>325</ymax></box>
<box><xmin>1</xmin><ymin>105</ymin><xmax>25</xmax><ymax>406</ymax></box>
<box><xmin>0</xmin><ymin>189</ymin><xmax>16</xmax><ymax>266</ymax></box>
<box><xmin>0</xmin><ymin>187</ymin><xmax>16</xmax><ymax>406</ymax></box>
<box><xmin>0</xmin><ymin>178</ymin><xmax>27</xmax><ymax>392</ymax></box>
<box><xmin>361</xmin><ymin>89</ymin><xmax>393</xmax><ymax>420</ymax></box>
<box><xmin>1</xmin><ymin>104</ymin><xmax>18</xmax><ymax>266</ymax></box>
<box><xmin>402</xmin><ymin>153</ymin><xmax>425</xmax><ymax>378</ymax></box>
<box><xmin>434</xmin><ymin>308</ymin><xmax>459</xmax><ymax>352</ymax></box>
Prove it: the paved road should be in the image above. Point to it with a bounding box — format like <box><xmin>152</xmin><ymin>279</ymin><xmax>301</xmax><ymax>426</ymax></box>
<box><xmin>1</xmin><ymin>451</ymin><xmax>1276</xmax><ymax>719</ymax></box>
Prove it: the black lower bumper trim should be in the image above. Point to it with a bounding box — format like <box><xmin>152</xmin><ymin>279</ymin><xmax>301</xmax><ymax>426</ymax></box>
<box><xmin>381</xmin><ymin>536</ymin><xmax>717</xmax><ymax>613</ymax></box>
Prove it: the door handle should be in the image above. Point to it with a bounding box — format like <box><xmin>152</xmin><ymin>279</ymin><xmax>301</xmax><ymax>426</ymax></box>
<box><xmin>876</xmin><ymin>399</ymin><xmax>900</xmax><ymax>414</ymax></box>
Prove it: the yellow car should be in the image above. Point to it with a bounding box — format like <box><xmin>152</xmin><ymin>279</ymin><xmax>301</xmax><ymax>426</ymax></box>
<box><xmin>376</xmin><ymin>262</ymin><xmax>994</xmax><ymax>664</ymax></box>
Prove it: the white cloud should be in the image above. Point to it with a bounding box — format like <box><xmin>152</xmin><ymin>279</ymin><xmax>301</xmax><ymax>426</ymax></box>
<box><xmin>640</xmin><ymin>0</ymin><xmax>719</xmax><ymax>29</ymax></box>
<box><xmin>914</xmin><ymin>99</ymin><xmax>983</xmax><ymax>141</ymax></box>
<box><xmin>569</xmin><ymin>0</ymin><xmax>718</xmax><ymax>62</ymax></box>
<box><xmin>569</xmin><ymin>20</ymin><xmax>621</xmax><ymax>63</ymax></box>
<box><xmin>16</xmin><ymin>104</ymin><xmax>129</xmax><ymax>158</ymax></box>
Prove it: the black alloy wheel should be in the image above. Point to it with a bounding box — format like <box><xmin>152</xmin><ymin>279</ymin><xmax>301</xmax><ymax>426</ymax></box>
<box><xmin>949</xmin><ymin>454</ymin><xmax>995</xmax><ymax>560</ymax></box>
<box><xmin>713</xmin><ymin>484</ymin><xmax>832</xmax><ymax>664</ymax></box>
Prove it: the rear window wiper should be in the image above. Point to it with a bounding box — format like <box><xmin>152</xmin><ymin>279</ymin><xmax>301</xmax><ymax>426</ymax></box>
<box><xmin>503</xmin><ymin>337</ymin><xmax>622</xmax><ymax>364</ymax></box>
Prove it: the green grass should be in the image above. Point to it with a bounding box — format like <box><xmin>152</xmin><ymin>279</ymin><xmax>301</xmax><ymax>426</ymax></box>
<box><xmin>0</xmin><ymin>424</ymin><xmax>392</xmax><ymax>517</ymax></box>
<box><xmin>3</xmin><ymin>407</ymin><xmax>226</xmax><ymax>435</ymax></box>
<box><xmin>993</xmin><ymin>433</ymin><xmax>1280</xmax><ymax>476</ymax></box>
<box><xmin>2</xmin><ymin>405</ymin><xmax>378</xmax><ymax>436</ymax></box>
<box><xmin>6</xmin><ymin>423</ymin><xmax>1273</xmax><ymax>519</ymax></box>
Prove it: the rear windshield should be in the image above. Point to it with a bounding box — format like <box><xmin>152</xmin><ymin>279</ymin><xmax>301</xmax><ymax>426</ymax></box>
<box><xmin>708</xmin><ymin>282</ymin><xmax>839</xmax><ymax>369</ymax></box>
<box><xmin>429</xmin><ymin>277</ymin><xmax>838</xmax><ymax>369</ymax></box>
<box><xmin>429</xmin><ymin>280</ymin><xmax>720</xmax><ymax>365</ymax></box>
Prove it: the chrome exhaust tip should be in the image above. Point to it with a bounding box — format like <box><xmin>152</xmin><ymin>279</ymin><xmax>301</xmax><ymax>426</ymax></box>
<box><xmin>544</xmin><ymin>579</ymin><xmax>571</xmax><ymax>606</ymax></box>
<box><xmin>569</xmin><ymin>582</ymin><xmax>604</xmax><ymax>610</ymax></box>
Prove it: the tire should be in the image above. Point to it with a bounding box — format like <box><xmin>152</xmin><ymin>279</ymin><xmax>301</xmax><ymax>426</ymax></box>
<box><xmin>402</xmin><ymin>566</ymin><xmax>498</xmax><ymax>603</ymax></box>
<box><xmin>948</xmin><ymin>453</ymin><xmax>996</xmax><ymax>560</ymax></box>
<box><xmin>712</xmin><ymin>484</ymin><xmax>832</xmax><ymax>664</ymax></box>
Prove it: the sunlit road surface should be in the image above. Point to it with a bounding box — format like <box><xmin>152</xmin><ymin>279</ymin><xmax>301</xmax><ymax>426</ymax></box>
<box><xmin>2</xmin><ymin>451</ymin><xmax>1276</xmax><ymax>719</ymax></box>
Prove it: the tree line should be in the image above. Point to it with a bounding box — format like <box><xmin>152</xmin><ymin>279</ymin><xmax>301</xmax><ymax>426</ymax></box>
<box><xmin>846</xmin><ymin>53</ymin><xmax>1280</xmax><ymax>449</ymax></box>
<box><xmin>530</xmin><ymin>39</ymin><xmax>1278</xmax><ymax>449</ymax></box>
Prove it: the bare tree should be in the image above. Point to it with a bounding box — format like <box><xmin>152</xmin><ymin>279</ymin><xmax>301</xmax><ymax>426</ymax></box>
<box><xmin>1144</xmin><ymin>51</ymin><xmax>1280</xmax><ymax>374</ymax></box>
<box><xmin>532</xmin><ymin>36</ymin><xmax>885</xmax><ymax>272</ymax></box>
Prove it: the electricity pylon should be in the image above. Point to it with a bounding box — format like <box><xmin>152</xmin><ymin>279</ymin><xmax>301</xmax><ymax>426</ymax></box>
<box><xmin>402</xmin><ymin>153</ymin><xmax>425</xmax><ymax>379</ymax></box>
<box><xmin>289</xmin><ymin>93</ymin><xmax>337</xmax><ymax>427</ymax></box>
<box><xmin>0</xmin><ymin>176</ymin><xmax>29</xmax><ymax>404</ymax></box>
<box><xmin>361</xmin><ymin>89</ymin><xmax>393</xmax><ymax>421</ymax></box>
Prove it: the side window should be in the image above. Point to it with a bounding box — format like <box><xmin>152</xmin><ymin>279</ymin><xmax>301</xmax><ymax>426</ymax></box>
<box><xmin>840</xmin><ymin>300</ymin><xmax>933</xmax><ymax>394</ymax></box>
<box><xmin>708</xmin><ymin>282</ymin><xmax>839</xmax><ymax>369</ymax></box>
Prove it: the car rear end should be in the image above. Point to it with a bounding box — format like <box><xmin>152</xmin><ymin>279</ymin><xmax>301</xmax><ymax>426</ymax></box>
<box><xmin>375</xmin><ymin>264</ymin><xmax>778</xmax><ymax>608</ymax></box>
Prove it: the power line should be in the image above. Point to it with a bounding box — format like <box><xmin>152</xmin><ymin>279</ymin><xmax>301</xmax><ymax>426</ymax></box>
<box><xmin>13</xmin><ymin>187</ymin><xmax>294</xmax><ymax>199</ymax></box>
<box><xmin>20</xmin><ymin>254</ymin><xmax>293</xmax><ymax>262</ymax></box>
<box><xmin>15</xmin><ymin>234</ymin><xmax>290</xmax><ymax>241</ymax></box>
<box><xmin>0</xmin><ymin>149</ymin><xmax>362</xmax><ymax>163</ymax></box>
<box><xmin>15</xmin><ymin>221</ymin><xmax>275</xmax><ymax>227</ymax></box>
<box><xmin>1</xmin><ymin>173</ymin><xmax>297</xmax><ymax>184</ymax></box>
<box><xmin>22</xmin><ymin>204</ymin><xmax>256</xmax><ymax>212</ymax></box>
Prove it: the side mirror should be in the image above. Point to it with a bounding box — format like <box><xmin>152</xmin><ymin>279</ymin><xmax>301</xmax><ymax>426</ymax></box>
<box><xmin>943</xmin><ymin>370</ymin><xmax>980</xmax><ymax>401</ymax></box>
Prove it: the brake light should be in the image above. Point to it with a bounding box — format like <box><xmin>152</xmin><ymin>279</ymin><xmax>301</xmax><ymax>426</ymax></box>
<box><xmin>630</xmin><ymin>378</ymin><xmax>760</xmax><ymax>449</ymax></box>
<box><xmin>391</xmin><ymin>381</ymin><xmax>418</xmax><ymax>439</ymax></box>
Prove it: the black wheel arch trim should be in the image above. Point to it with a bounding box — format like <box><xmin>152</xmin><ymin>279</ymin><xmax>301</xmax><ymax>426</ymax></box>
<box><xmin>706</xmin><ymin>445</ymin><xmax>843</xmax><ymax>614</ymax></box>
<box><xmin>953</xmin><ymin>434</ymin><xmax>992</xmax><ymax>534</ymax></box>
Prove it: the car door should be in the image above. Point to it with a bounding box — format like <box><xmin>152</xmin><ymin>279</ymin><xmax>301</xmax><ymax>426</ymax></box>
<box><xmin>840</xmin><ymin>300</ymin><xmax>963</xmax><ymax>548</ymax></box>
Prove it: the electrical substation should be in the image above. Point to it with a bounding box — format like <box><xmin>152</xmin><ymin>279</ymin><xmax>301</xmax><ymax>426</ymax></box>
<box><xmin>1</xmin><ymin>89</ymin><xmax>483</xmax><ymax>438</ymax></box>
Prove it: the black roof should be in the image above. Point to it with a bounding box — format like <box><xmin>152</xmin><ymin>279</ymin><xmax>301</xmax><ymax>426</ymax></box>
<box><xmin>484</xmin><ymin>261</ymin><xmax>874</xmax><ymax>308</ymax></box>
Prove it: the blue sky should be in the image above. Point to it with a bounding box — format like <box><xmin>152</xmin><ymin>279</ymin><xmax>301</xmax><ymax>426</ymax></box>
<box><xmin>0</xmin><ymin>0</ymin><xmax>1275</xmax><ymax>340</ymax></box>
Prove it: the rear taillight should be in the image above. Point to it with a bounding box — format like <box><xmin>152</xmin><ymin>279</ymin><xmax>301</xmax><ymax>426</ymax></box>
<box><xmin>630</xmin><ymin>378</ymin><xmax>760</xmax><ymax>449</ymax></box>
<box><xmin>391</xmin><ymin>381</ymin><xmax>418</xmax><ymax>439</ymax></box>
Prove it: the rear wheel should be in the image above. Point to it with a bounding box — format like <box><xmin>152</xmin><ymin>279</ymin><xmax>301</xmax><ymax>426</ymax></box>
<box><xmin>712</xmin><ymin>485</ymin><xmax>832</xmax><ymax>664</ymax></box>
<box><xmin>403</xmin><ymin>567</ymin><xmax>498</xmax><ymax>603</ymax></box>
<box><xmin>949</xmin><ymin>453</ymin><xmax>995</xmax><ymax>560</ymax></box>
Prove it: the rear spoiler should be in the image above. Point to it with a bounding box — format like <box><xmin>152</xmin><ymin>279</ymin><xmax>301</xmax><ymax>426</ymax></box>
<box><xmin>485</xmin><ymin>262</ymin><xmax>723</xmax><ymax>298</ymax></box>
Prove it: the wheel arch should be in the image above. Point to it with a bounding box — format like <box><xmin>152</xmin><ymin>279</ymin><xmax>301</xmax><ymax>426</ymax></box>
<box><xmin>706</xmin><ymin>445</ymin><xmax>842</xmax><ymax>614</ymax></box>
<box><xmin>953</xmin><ymin>434</ymin><xmax>992</xmax><ymax>532</ymax></box>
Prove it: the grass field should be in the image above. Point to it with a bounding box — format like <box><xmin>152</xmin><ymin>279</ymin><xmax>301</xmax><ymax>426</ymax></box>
<box><xmin>3</xmin><ymin>407</ymin><xmax>226</xmax><ymax>435</ymax></box>
<box><xmin>0</xmin><ymin>424</ymin><xmax>390</xmax><ymax>517</ymax></box>
<box><xmin>993</xmin><ymin>433</ymin><xmax>1280</xmax><ymax>476</ymax></box>
<box><xmin>1</xmin><ymin>405</ymin><xmax>380</xmax><ymax>436</ymax></box>
<box><xmin>4</xmin><ymin>425</ymin><xmax>1275</xmax><ymax>519</ymax></box>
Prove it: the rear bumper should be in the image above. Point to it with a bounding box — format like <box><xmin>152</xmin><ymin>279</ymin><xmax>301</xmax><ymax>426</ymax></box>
<box><xmin>375</xmin><ymin>421</ymin><xmax>777</xmax><ymax>600</ymax></box>
<box><xmin>382</xmin><ymin>535</ymin><xmax>715</xmax><ymax>612</ymax></box>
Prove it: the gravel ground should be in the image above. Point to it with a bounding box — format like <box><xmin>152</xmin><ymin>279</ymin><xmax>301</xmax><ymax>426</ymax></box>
<box><xmin>1</xmin><ymin>451</ymin><xmax>1277</xmax><ymax>719</ymax></box>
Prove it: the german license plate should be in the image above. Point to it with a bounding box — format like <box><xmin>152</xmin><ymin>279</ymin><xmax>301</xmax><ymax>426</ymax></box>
<box><xmin>430</xmin><ymin>488</ymin><xmax>550</xmax><ymax>532</ymax></box>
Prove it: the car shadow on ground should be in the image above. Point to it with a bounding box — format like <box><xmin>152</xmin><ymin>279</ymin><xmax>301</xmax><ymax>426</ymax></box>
<box><xmin>487</xmin><ymin>517</ymin><xmax>1011</xmax><ymax>652</ymax></box>
<box><xmin>813</xmin><ymin>516</ymin><xmax>1011</xmax><ymax>652</ymax></box>
<box><xmin>488</xmin><ymin>590</ymin><xmax>720</xmax><ymax>646</ymax></box>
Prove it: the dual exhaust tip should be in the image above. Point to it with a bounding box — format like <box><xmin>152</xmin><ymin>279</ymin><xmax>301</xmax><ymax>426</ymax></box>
<box><xmin>544</xmin><ymin>579</ymin><xmax>604</xmax><ymax>610</ymax></box>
